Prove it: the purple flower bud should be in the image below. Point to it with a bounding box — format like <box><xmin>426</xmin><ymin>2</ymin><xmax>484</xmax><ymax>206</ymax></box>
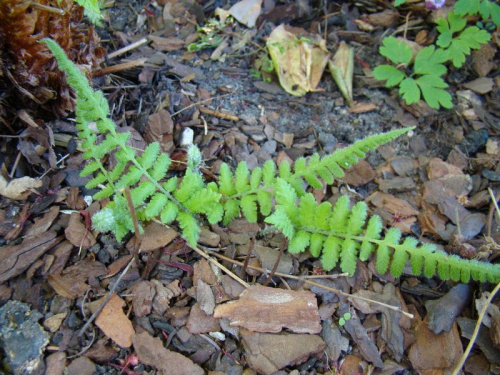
<box><xmin>425</xmin><ymin>0</ymin><xmax>445</xmax><ymax>10</ymax></box>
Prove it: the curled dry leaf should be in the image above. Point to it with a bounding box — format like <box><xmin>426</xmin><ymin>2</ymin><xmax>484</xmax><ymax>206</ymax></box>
<box><xmin>0</xmin><ymin>175</ymin><xmax>42</xmax><ymax>200</ymax></box>
<box><xmin>267</xmin><ymin>24</ymin><xmax>330</xmax><ymax>97</ymax></box>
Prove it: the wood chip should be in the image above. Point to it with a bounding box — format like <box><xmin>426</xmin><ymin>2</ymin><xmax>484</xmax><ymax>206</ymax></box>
<box><xmin>214</xmin><ymin>285</ymin><xmax>322</xmax><ymax>334</ymax></box>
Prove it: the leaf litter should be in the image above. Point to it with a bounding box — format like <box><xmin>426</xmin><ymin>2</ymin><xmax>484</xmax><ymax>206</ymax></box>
<box><xmin>1</xmin><ymin>0</ymin><xmax>500</xmax><ymax>374</ymax></box>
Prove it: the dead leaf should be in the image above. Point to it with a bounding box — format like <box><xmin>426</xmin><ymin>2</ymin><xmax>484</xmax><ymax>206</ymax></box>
<box><xmin>96</xmin><ymin>294</ymin><xmax>135</xmax><ymax>348</ymax></box>
<box><xmin>0</xmin><ymin>231</ymin><xmax>60</xmax><ymax>283</ymax></box>
<box><xmin>0</xmin><ymin>175</ymin><xmax>42</xmax><ymax>200</ymax></box>
<box><xmin>196</xmin><ymin>279</ymin><xmax>215</xmax><ymax>315</ymax></box>
<box><xmin>214</xmin><ymin>285</ymin><xmax>322</xmax><ymax>334</ymax></box>
<box><xmin>227</xmin><ymin>0</ymin><xmax>262</xmax><ymax>28</ymax></box>
<box><xmin>126</xmin><ymin>222</ymin><xmax>178</xmax><ymax>252</ymax></box>
<box><xmin>131</xmin><ymin>281</ymin><xmax>156</xmax><ymax>318</ymax></box>
<box><xmin>329</xmin><ymin>42</ymin><xmax>354</xmax><ymax>105</ymax></box>
<box><xmin>65</xmin><ymin>212</ymin><xmax>96</xmax><ymax>250</ymax></box>
<box><xmin>25</xmin><ymin>206</ymin><xmax>60</xmax><ymax>238</ymax></box>
<box><xmin>132</xmin><ymin>331</ymin><xmax>204</xmax><ymax>375</ymax></box>
<box><xmin>187</xmin><ymin>303</ymin><xmax>221</xmax><ymax>334</ymax></box>
<box><xmin>350</xmin><ymin>284</ymin><xmax>409</xmax><ymax>362</ymax></box>
<box><xmin>463</xmin><ymin>77</ymin><xmax>494</xmax><ymax>94</ymax></box>
<box><xmin>149</xmin><ymin>35</ymin><xmax>185</xmax><ymax>52</ymax></box>
<box><xmin>409</xmin><ymin>320</ymin><xmax>463</xmax><ymax>373</ymax></box>
<box><xmin>267</xmin><ymin>24</ymin><xmax>329</xmax><ymax>97</ymax></box>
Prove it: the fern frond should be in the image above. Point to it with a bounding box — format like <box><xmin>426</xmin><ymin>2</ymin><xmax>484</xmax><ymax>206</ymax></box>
<box><xmin>138</xmin><ymin>142</ymin><xmax>161</xmax><ymax>170</ymax></box>
<box><xmin>241</xmin><ymin>195</ymin><xmax>258</xmax><ymax>222</ymax></box>
<box><xmin>177</xmin><ymin>212</ymin><xmax>200</xmax><ymax>246</ymax></box>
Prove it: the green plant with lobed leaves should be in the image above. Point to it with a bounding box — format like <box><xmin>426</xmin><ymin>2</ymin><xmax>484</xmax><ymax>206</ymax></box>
<box><xmin>41</xmin><ymin>38</ymin><xmax>500</xmax><ymax>283</ymax></box>
<box><xmin>375</xmin><ymin>5</ymin><xmax>493</xmax><ymax>110</ymax></box>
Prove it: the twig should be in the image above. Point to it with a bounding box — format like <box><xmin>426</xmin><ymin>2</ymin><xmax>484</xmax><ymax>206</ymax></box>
<box><xmin>263</xmin><ymin>239</ymin><xmax>286</xmax><ymax>287</ymax></box>
<box><xmin>107</xmin><ymin>37</ymin><xmax>149</xmax><ymax>59</ymax></box>
<box><xmin>93</xmin><ymin>58</ymin><xmax>150</xmax><ymax>77</ymax></box>
<box><xmin>240</xmin><ymin>237</ymin><xmax>255</xmax><ymax>279</ymax></box>
<box><xmin>78</xmin><ymin>257</ymin><xmax>135</xmax><ymax>337</ymax></box>
<box><xmin>169</xmin><ymin>94</ymin><xmax>231</xmax><ymax>117</ymax></box>
<box><xmin>188</xmin><ymin>244</ymin><xmax>250</xmax><ymax>288</ymax></box>
<box><xmin>209</xmin><ymin>251</ymin><xmax>414</xmax><ymax>318</ymax></box>
<box><xmin>452</xmin><ymin>281</ymin><xmax>500</xmax><ymax>375</ymax></box>
<box><xmin>199</xmin><ymin>106</ymin><xmax>239</xmax><ymax>122</ymax></box>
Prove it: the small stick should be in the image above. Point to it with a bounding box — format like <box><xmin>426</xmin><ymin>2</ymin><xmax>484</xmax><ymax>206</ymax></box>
<box><xmin>188</xmin><ymin>244</ymin><xmax>250</xmax><ymax>288</ymax></box>
<box><xmin>263</xmin><ymin>239</ymin><xmax>286</xmax><ymax>287</ymax></box>
<box><xmin>209</xmin><ymin>251</ymin><xmax>414</xmax><ymax>318</ymax></box>
<box><xmin>452</xmin><ymin>281</ymin><xmax>500</xmax><ymax>375</ymax></box>
<box><xmin>199</xmin><ymin>106</ymin><xmax>239</xmax><ymax>122</ymax></box>
<box><xmin>93</xmin><ymin>58</ymin><xmax>149</xmax><ymax>77</ymax></box>
<box><xmin>240</xmin><ymin>237</ymin><xmax>255</xmax><ymax>279</ymax></box>
<box><xmin>107</xmin><ymin>37</ymin><xmax>149</xmax><ymax>59</ymax></box>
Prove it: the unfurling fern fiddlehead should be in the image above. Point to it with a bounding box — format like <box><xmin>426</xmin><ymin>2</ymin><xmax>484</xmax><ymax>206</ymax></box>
<box><xmin>42</xmin><ymin>38</ymin><xmax>500</xmax><ymax>283</ymax></box>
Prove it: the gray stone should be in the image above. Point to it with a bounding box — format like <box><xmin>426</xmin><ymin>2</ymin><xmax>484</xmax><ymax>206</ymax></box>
<box><xmin>0</xmin><ymin>301</ymin><xmax>49</xmax><ymax>375</ymax></box>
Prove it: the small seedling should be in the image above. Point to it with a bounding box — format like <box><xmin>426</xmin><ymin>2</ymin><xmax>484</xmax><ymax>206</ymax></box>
<box><xmin>339</xmin><ymin>312</ymin><xmax>352</xmax><ymax>326</ymax></box>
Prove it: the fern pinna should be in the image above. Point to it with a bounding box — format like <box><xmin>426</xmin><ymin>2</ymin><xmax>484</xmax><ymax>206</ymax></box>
<box><xmin>42</xmin><ymin>38</ymin><xmax>500</xmax><ymax>284</ymax></box>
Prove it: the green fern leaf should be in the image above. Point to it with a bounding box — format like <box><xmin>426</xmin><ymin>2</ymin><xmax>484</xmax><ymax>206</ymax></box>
<box><xmin>145</xmin><ymin>193</ymin><xmax>169</xmax><ymax>218</ymax></box>
<box><xmin>160</xmin><ymin>201</ymin><xmax>179</xmax><ymax>224</ymax></box>
<box><xmin>81</xmin><ymin>160</ymin><xmax>101</xmax><ymax>176</ymax></box>
<box><xmin>175</xmin><ymin>169</ymin><xmax>203</xmax><ymax>203</ymax></box>
<box><xmin>279</xmin><ymin>161</ymin><xmax>292</xmax><ymax>180</ymax></box>
<box><xmin>317</xmin><ymin>166</ymin><xmax>334</xmax><ymax>185</ymax></box>
<box><xmin>108</xmin><ymin>162</ymin><xmax>126</xmax><ymax>182</ymax></box>
<box><xmin>117</xmin><ymin>166</ymin><xmax>143</xmax><ymax>189</ymax></box>
<box><xmin>294</xmin><ymin>157</ymin><xmax>307</xmax><ymax>174</ymax></box>
<box><xmin>206</xmin><ymin>203</ymin><xmax>224</xmax><ymax>224</ymax></box>
<box><xmin>437</xmin><ymin>261</ymin><xmax>450</xmax><ymax>281</ymax></box>
<box><xmin>265</xmin><ymin>206</ymin><xmax>295</xmax><ymax>239</ymax></box>
<box><xmin>93</xmin><ymin>186</ymin><xmax>114</xmax><ymax>200</ymax></box>
<box><xmin>131</xmin><ymin>181</ymin><xmax>156</xmax><ymax>206</ymax></box>
<box><xmin>235</xmin><ymin>162</ymin><xmax>250</xmax><ymax>192</ymax></box>
<box><xmin>340</xmin><ymin>239</ymin><xmax>358</xmax><ymax>275</ymax></box>
<box><xmin>257</xmin><ymin>191</ymin><xmax>272</xmax><ymax>216</ymax></box>
<box><xmin>424</xmin><ymin>255</ymin><xmax>438</xmax><ymax>278</ymax></box>
<box><xmin>376</xmin><ymin>244</ymin><xmax>391</xmax><ymax>274</ymax></box>
<box><xmin>289</xmin><ymin>230</ymin><xmax>310</xmax><ymax>253</ymax></box>
<box><xmin>314</xmin><ymin>201</ymin><xmax>332</xmax><ymax>230</ymax></box>
<box><xmin>330</xmin><ymin>196</ymin><xmax>351</xmax><ymax>232</ymax></box>
<box><xmin>163</xmin><ymin>177</ymin><xmax>178</xmax><ymax>192</ymax></box>
<box><xmin>149</xmin><ymin>153</ymin><xmax>171</xmax><ymax>181</ymax></box>
<box><xmin>240</xmin><ymin>195</ymin><xmax>258</xmax><ymax>222</ymax></box>
<box><xmin>139</xmin><ymin>142</ymin><xmax>161</xmax><ymax>170</ymax></box>
<box><xmin>177</xmin><ymin>211</ymin><xmax>200</xmax><ymax>246</ymax></box>
<box><xmin>321</xmin><ymin>236</ymin><xmax>342</xmax><ymax>270</ymax></box>
<box><xmin>223</xmin><ymin>199</ymin><xmax>240</xmax><ymax>226</ymax></box>
<box><xmin>348</xmin><ymin>202</ymin><xmax>367</xmax><ymax>235</ymax></box>
<box><xmin>298</xmin><ymin>194</ymin><xmax>317</xmax><ymax>226</ymax></box>
<box><xmin>86</xmin><ymin>172</ymin><xmax>107</xmax><ymax>189</ymax></box>
<box><xmin>390</xmin><ymin>248</ymin><xmax>409</xmax><ymax>277</ymax></box>
<box><xmin>219</xmin><ymin>163</ymin><xmax>236</xmax><ymax>195</ymax></box>
<box><xmin>262</xmin><ymin>160</ymin><xmax>276</xmax><ymax>185</ymax></box>
<box><xmin>309</xmin><ymin>233</ymin><xmax>325</xmax><ymax>257</ymax></box>
<box><xmin>304</xmin><ymin>172</ymin><xmax>323</xmax><ymax>189</ymax></box>
<box><xmin>250</xmin><ymin>167</ymin><xmax>263</xmax><ymax>190</ymax></box>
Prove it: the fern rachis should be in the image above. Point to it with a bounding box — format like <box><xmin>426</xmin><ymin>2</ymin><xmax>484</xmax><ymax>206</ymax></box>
<box><xmin>42</xmin><ymin>38</ymin><xmax>500</xmax><ymax>284</ymax></box>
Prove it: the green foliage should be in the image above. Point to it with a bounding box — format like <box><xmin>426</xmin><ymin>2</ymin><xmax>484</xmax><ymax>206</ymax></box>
<box><xmin>44</xmin><ymin>38</ymin><xmax>500</xmax><ymax>284</ymax></box>
<box><xmin>339</xmin><ymin>312</ymin><xmax>352</xmax><ymax>326</ymax></box>
<box><xmin>375</xmin><ymin>4</ymin><xmax>493</xmax><ymax>109</ymax></box>
<box><xmin>436</xmin><ymin>12</ymin><xmax>492</xmax><ymax>68</ymax></box>
<box><xmin>373</xmin><ymin>38</ymin><xmax>452</xmax><ymax>109</ymax></box>
<box><xmin>455</xmin><ymin>0</ymin><xmax>500</xmax><ymax>26</ymax></box>
<box><xmin>74</xmin><ymin>0</ymin><xmax>103</xmax><ymax>25</ymax></box>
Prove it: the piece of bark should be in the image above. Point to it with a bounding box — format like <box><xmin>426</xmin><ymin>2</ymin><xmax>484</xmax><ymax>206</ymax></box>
<box><xmin>241</xmin><ymin>329</ymin><xmax>325</xmax><ymax>375</ymax></box>
<box><xmin>132</xmin><ymin>331</ymin><xmax>204</xmax><ymax>375</ymax></box>
<box><xmin>214</xmin><ymin>285</ymin><xmax>321</xmax><ymax>334</ymax></box>
<box><xmin>0</xmin><ymin>231</ymin><xmax>60</xmax><ymax>283</ymax></box>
